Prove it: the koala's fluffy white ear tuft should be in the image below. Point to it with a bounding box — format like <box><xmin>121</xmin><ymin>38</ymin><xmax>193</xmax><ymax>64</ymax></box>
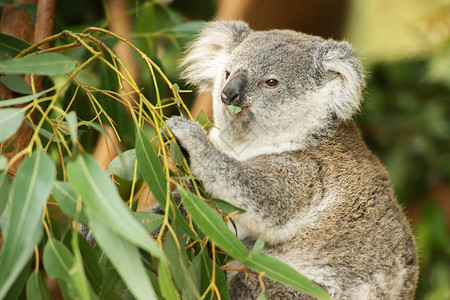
<box><xmin>317</xmin><ymin>40</ymin><xmax>365</xmax><ymax>120</ymax></box>
<box><xmin>180</xmin><ymin>21</ymin><xmax>251</xmax><ymax>92</ymax></box>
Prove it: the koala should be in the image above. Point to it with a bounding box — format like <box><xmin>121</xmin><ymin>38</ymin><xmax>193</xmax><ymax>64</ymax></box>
<box><xmin>165</xmin><ymin>21</ymin><xmax>418</xmax><ymax>299</ymax></box>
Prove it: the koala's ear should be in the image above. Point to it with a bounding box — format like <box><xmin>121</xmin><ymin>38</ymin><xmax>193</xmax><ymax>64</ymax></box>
<box><xmin>316</xmin><ymin>40</ymin><xmax>365</xmax><ymax>120</ymax></box>
<box><xmin>180</xmin><ymin>20</ymin><xmax>251</xmax><ymax>92</ymax></box>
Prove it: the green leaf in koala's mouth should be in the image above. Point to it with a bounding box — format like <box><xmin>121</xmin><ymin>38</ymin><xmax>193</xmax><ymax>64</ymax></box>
<box><xmin>227</xmin><ymin>104</ymin><xmax>242</xmax><ymax>115</ymax></box>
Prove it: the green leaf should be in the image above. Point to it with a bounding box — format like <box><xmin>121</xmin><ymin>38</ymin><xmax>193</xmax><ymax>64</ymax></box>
<box><xmin>182</xmin><ymin>253</ymin><xmax>202</xmax><ymax>300</ymax></box>
<box><xmin>66</xmin><ymin>111</ymin><xmax>78</xmax><ymax>149</ymax></box>
<box><xmin>227</xmin><ymin>104</ymin><xmax>242</xmax><ymax>115</ymax></box>
<box><xmin>135</xmin><ymin>127</ymin><xmax>196</xmax><ymax>238</ymax></box>
<box><xmin>178</xmin><ymin>186</ymin><xmax>249</xmax><ymax>261</ymax></box>
<box><xmin>173</xmin><ymin>83</ymin><xmax>180</xmax><ymax>93</ymax></box>
<box><xmin>252</xmin><ymin>233</ymin><xmax>265</xmax><ymax>255</ymax></box>
<box><xmin>0</xmin><ymin>155</ymin><xmax>7</xmax><ymax>171</ymax></box>
<box><xmin>0</xmin><ymin>33</ymin><xmax>32</xmax><ymax>61</ymax></box>
<box><xmin>0</xmin><ymin>53</ymin><xmax>77</xmax><ymax>75</ymax></box>
<box><xmin>0</xmin><ymin>107</ymin><xmax>25</xmax><ymax>143</ymax></box>
<box><xmin>242</xmin><ymin>254</ymin><xmax>331</xmax><ymax>300</ymax></box>
<box><xmin>132</xmin><ymin>211</ymin><xmax>164</xmax><ymax>233</ymax></box>
<box><xmin>0</xmin><ymin>74</ymin><xmax>32</xmax><ymax>94</ymax></box>
<box><xmin>52</xmin><ymin>181</ymin><xmax>89</xmax><ymax>225</ymax></box>
<box><xmin>0</xmin><ymin>90</ymin><xmax>46</xmax><ymax>108</ymax></box>
<box><xmin>199</xmin><ymin>252</ymin><xmax>230</xmax><ymax>300</ymax></box>
<box><xmin>0</xmin><ymin>172</ymin><xmax>12</xmax><ymax>218</ymax></box>
<box><xmin>107</xmin><ymin>149</ymin><xmax>138</xmax><ymax>181</ymax></box>
<box><xmin>87</xmin><ymin>212</ymin><xmax>158</xmax><ymax>300</ymax></box>
<box><xmin>0</xmin><ymin>150</ymin><xmax>55</xmax><ymax>299</ymax></box>
<box><xmin>257</xmin><ymin>292</ymin><xmax>268</xmax><ymax>300</ymax></box>
<box><xmin>77</xmin><ymin>233</ymin><xmax>103</xmax><ymax>293</ymax></box>
<box><xmin>43</xmin><ymin>238</ymin><xmax>93</xmax><ymax>299</ymax></box>
<box><xmin>210</xmin><ymin>198</ymin><xmax>246</xmax><ymax>215</ymax></box>
<box><xmin>158</xmin><ymin>262</ymin><xmax>180</xmax><ymax>300</ymax></box>
<box><xmin>66</xmin><ymin>153</ymin><xmax>165</xmax><ymax>260</ymax></box>
<box><xmin>5</xmin><ymin>263</ymin><xmax>30</xmax><ymax>300</ymax></box>
<box><xmin>135</xmin><ymin>127</ymin><xmax>167</xmax><ymax>203</ymax></box>
<box><xmin>26</xmin><ymin>271</ymin><xmax>52</xmax><ymax>300</ymax></box>
<box><xmin>195</xmin><ymin>109</ymin><xmax>214</xmax><ymax>128</ymax></box>
<box><xmin>170</xmin><ymin>140</ymin><xmax>183</xmax><ymax>164</ymax></box>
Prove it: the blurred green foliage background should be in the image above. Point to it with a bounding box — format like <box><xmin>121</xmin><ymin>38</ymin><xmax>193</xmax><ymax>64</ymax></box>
<box><xmin>10</xmin><ymin>0</ymin><xmax>449</xmax><ymax>298</ymax></box>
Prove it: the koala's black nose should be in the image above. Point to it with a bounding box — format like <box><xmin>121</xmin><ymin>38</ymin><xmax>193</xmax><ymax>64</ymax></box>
<box><xmin>221</xmin><ymin>72</ymin><xmax>248</xmax><ymax>106</ymax></box>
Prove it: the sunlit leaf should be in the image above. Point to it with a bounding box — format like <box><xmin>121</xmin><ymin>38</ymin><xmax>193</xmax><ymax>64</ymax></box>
<box><xmin>107</xmin><ymin>148</ymin><xmax>138</xmax><ymax>181</ymax></box>
<box><xmin>135</xmin><ymin>127</ymin><xmax>196</xmax><ymax>238</ymax></box>
<box><xmin>66</xmin><ymin>111</ymin><xmax>78</xmax><ymax>149</ymax></box>
<box><xmin>0</xmin><ymin>150</ymin><xmax>55</xmax><ymax>298</ymax></box>
<box><xmin>132</xmin><ymin>211</ymin><xmax>164</xmax><ymax>233</ymax></box>
<box><xmin>26</xmin><ymin>270</ymin><xmax>51</xmax><ymax>300</ymax></box>
<box><xmin>87</xmin><ymin>212</ymin><xmax>158</xmax><ymax>300</ymax></box>
<box><xmin>242</xmin><ymin>254</ymin><xmax>331</xmax><ymax>300</ymax></box>
<box><xmin>66</xmin><ymin>153</ymin><xmax>165</xmax><ymax>260</ymax></box>
<box><xmin>0</xmin><ymin>108</ymin><xmax>25</xmax><ymax>143</ymax></box>
<box><xmin>178</xmin><ymin>186</ymin><xmax>249</xmax><ymax>261</ymax></box>
<box><xmin>0</xmin><ymin>155</ymin><xmax>7</xmax><ymax>171</ymax></box>
<box><xmin>52</xmin><ymin>181</ymin><xmax>89</xmax><ymax>225</ymax></box>
<box><xmin>195</xmin><ymin>109</ymin><xmax>214</xmax><ymax>128</ymax></box>
<box><xmin>0</xmin><ymin>53</ymin><xmax>77</xmax><ymax>76</ymax></box>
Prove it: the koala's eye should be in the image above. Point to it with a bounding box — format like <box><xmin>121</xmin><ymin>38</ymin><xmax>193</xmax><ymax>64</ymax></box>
<box><xmin>265</xmin><ymin>79</ymin><xmax>279</xmax><ymax>88</ymax></box>
<box><xmin>225</xmin><ymin>70</ymin><xmax>231</xmax><ymax>80</ymax></box>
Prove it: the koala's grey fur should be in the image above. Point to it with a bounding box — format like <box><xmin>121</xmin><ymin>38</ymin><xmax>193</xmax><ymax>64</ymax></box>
<box><xmin>166</xmin><ymin>21</ymin><xmax>418</xmax><ymax>299</ymax></box>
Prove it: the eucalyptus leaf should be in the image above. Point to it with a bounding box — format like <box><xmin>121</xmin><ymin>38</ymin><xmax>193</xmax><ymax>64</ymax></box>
<box><xmin>66</xmin><ymin>153</ymin><xmax>165</xmax><ymax>260</ymax></box>
<box><xmin>0</xmin><ymin>90</ymin><xmax>46</xmax><ymax>108</ymax></box>
<box><xmin>0</xmin><ymin>108</ymin><xmax>25</xmax><ymax>143</ymax></box>
<box><xmin>0</xmin><ymin>33</ymin><xmax>32</xmax><ymax>61</ymax></box>
<box><xmin>52</xmin><ymin>181</ymin><xmax>89</xmax><ymax>225</ymax></box>
<box><xmin>195</xmin><ymin>109</ymin><xmax>214</xmax><ymax>128</ymax></box>
<box><xmin>135</xmin><ymin>127</ymin><xmax>196</xmax><ymax>238</ymax></box>
<box><xmin>0</xmin><ymin>155</ymin><xmax>7</xmax><ymax>171</ymax></box>
<box><xmin>0</xmin><ymin>74</ymin><xmax>32</xmax><ymax>94</ymax></box>
<box><xmin>131</xmin><ymin>211</ymin><xmax>164</xmax><ymax>233</ymax></box>
<box><xmin>0</xmin><ymin>172</ymin><xmax>12</xmax><ymax>218</ymax></box>
<box><xmin>242</xmin><ymin>254</ymin><xmax>331</xmax><ymax>300</ymax></box>
<box><xmin>87</xmin><ymin>211</ymin><xmax>158</xmax><ymax>300</ymax></box>
<box><xmin>227</xmin><ymin>104</ymin><xmax>242</xmax><ymax>115</ymax></box>
<box><xmin>0</xmin><ymin>53</ymin><xmax>77</xmax><ymax>76</ymax></box>
<box><xmin>178</xmin><ymin>186</ymin><xmax>249</xmax><ymax>261</ymax></box>
<box><xmin>107</xmin><ymin>149</ymin><xmax>138</xmax><ymax>181</ymax></box>
<box><xmin>66</xmin><ymin>111</ymin><xmax>78</xmax><ymax>149</ymax></box>
<box><xmin>26</xmin><ymin>270</ymin><xmax>52</xmax><ymax>300</ymax></box>
<box><xmin>210</xmin><ymin>198</ymin><xmax>246</xmax><ymax>215</ymax></box>
<box><xmin>0</xmin><ymin>150</ymin><xmax>55</xmax><ymax>299</ymax></box>
<box><xmin>158</xmin><ymin>262</ymin><xmax>180</xmax><ymax>300</ymax></box>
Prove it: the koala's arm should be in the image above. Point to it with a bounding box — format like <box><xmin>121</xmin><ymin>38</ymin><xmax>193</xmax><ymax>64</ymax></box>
<box><xmin>166</xmin><ymin>117</ymin><xmax>319</xmax><ymax>230</ymax></box>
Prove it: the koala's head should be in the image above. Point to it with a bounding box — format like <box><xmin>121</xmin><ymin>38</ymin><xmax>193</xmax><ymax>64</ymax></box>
<box><xmin>181</xmin><ymin>21</ymin><xmax>365</xmax><ymax>153</ymax></box>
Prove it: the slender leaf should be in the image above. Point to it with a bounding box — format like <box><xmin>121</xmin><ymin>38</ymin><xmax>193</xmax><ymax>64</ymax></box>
<box><xmin>43</xmin><ymin>238</ymin><xmax>94</xmax><ymax>299</ymax></box>
<box><xmin>182</xmin><ymin>253</ymin><xmax>202</xmax><ymax>300</ymax></box>
<box><xmin>0</xmin><ymin>150</ymin><xmax>55</xmax><ymax>298</ymax></box>
<box><xmin>199</xmin><ymin>252</ymin><xmax>230</xmax><ymax>300</ymax></box>
<box><xmin>136</xmin><ymin>127</ymin><xmax>196</xmax><ymax>238</ymax></box>
<box><xmin>77</xmin><ymin>233</ymin><xmax>103</xmax><ymax>293</ymax></box>
<box><xmin>132</xmin><ymin>211</ymin><xmax>164</xmax><ymax>233</ymax></box>
<box><xmin>66</xmin><ymin>153</ymin><xmax>165</xmax><ymax>260</ymax></box>
<box><xmin>252</xmin><ymin>232</ymin><xmax>265</xmax><ymax>255</ymax></box>
<box><xmin>26</xmin><ymin>271</ymin><xmax>52</xmax><ymax>300</ymax></box>
<box><xmin>242</xmin><ymin>254</ymin><xmax>331</xmax><ymax>300</ymax></box>
<box><xmin>5</xmin><ymin>263</ymin><xmax>30</xmax><ymax>299</ymax></box>
<box><xmin>0</xmin><ymin>107</ymin><xmax>25</xmax><ymax>143</ymax></box>
<box><xmin>0</xmin><ymin>155</ymin><xmax>7</xmax><ymax>171</ymax></box>
<box><xmin>0</xmin><ymin>53</ymin><xmax>77</xmax><ymax>75</ymax></box>
<box><xmin>210</xmin><ymin>198</ymin><xmax>246</xmax><ymax>215</ymax></box>
<box><xmin>0</xmin><ymin>74</ymin><xmax>32</xmax><ymax>94</ymax></box>
<box><xmin>178</xmin><ymin>186</ymin><xmax>249</xmax><ymax>261</ymax></box>
<box><xmin>0</xmin><ymin>172</ymin><xmax>12</xmax><ymax>218</ymax></box>
<box><xmin>0</xmin><ymin>90</ymin><xmax>46</xmax><ymax>108</ymax></box>
<box><xmin>158</xmin><ymin>262</ymin><xmax>180</xmax><ymax>300</ymax></box>
<box><xmin>195</xmin><ymin>109</ymin><xmax>213</xmax><ymax>128</ymax></box>
<box><xmin>66</xmin><ymin>111</ymin><xmax>78</xmax><ymax>149</ymax></box>
<box><xmin>135</xmin><ymin>127</ymin><xmax>167</xmax><ymax>203</ymax></box>
<box><xmin>52</xmin><ymin>181</ymin><xmax>89</xmax><ymax>225</ymax></box>
<box><xmin>87</xmin><ymin>211</ymin><xmax>158</xmax><ymax>300</ymax></box>
<box><xmin>107</xmin><ymin>148</ymin><xmax>138</xmax><ymax>181</ymax></box>
<box><xmin>0</xmin><ymin>33</ymin><xmax>32</xmax><ymax>61</ymax></box>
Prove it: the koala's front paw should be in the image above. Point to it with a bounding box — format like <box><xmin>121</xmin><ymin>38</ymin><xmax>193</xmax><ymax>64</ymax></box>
<box><xmin>165</xmin><ymin>116</ymin><xmax>206</xmax><ymax>150</ymax></box>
